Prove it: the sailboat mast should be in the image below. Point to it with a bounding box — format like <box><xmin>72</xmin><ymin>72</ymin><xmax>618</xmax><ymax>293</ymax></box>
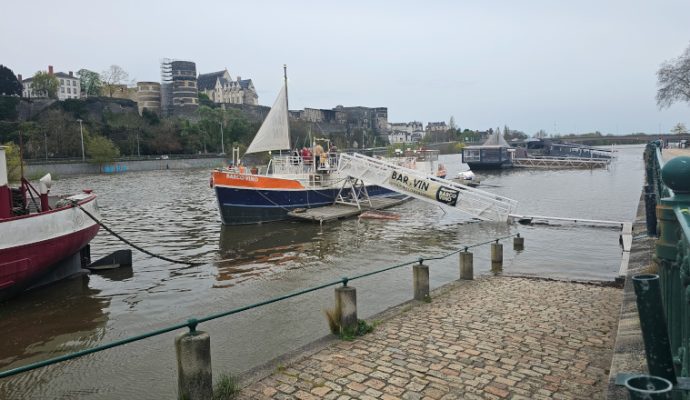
<box><xmin>284</xmin><ymin>64</ymin><xmax>291</xmax><ymax>148</ymax></box>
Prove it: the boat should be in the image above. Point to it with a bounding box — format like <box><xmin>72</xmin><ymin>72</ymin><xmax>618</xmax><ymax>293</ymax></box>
<box><xmin>0</xmin><ymin>146</ymin><xmax>100</xmax><ymax>301</ymax></box>
<box><xmin>461</xmin><ymin>130</ymin><xmax>513</xmax><ymax>170</ymax></box>
<box><xmin>211</xmin><ymin>67</ymin><xmax>397</xmax><ymax>225</ymax></box>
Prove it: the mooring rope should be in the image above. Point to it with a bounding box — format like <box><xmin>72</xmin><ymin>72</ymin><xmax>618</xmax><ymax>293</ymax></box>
<box><xmin>74</xmin><ymin>202</ymin><xmax>204</xmax><ymax>266</ymax></box>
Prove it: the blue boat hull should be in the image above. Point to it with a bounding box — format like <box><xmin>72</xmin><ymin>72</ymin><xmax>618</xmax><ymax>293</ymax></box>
<box><xmin>214</xmin><ymin>185</ymin><xmax>396</xmax><ymax>225</ymax></box>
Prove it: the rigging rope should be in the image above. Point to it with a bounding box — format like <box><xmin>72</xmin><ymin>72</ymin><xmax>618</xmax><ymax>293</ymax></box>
<box><xmin>73</xmin><ymin>202</ymin><xmax>204</xmax><ymax>266</ymax></box>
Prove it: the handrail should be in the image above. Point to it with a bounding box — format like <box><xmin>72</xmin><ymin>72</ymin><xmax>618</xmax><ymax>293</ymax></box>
<box><xmin>636</xmin><ymin>141</ymin><xmax>690</xmax><ymax>388</ymax></box>
<box><xmin>0</xmin><ymin>234</ymin><xmax>520</xmax><ymax>380</ymax></box>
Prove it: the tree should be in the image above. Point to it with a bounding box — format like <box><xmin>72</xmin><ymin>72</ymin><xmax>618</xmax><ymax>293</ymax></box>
<box><xmin>656</xmin><ymin>42</ymin><xmax>690</xmax><ymax>109</ymax></box>
<box><xmin>101</xmin><ymin>65</ymin><xmax>129</xmax><ymax>97</ymax></box>
<box><xmin>31</xmin><ymin>71</ymin><xmax>59</xmax><ymax>99</ymax></box>
<box><xmin>77</xmin><ymin>69</ymin><xmax>102</xmax><ymax>97</ymax></box>
<box><xmin>2</xmin><ymin>142</ymin><xmax>24</xmax><ymax>182</ymax></box>
<box><xmin>449</xmin><ymin>116</ymin><xmax>457</xmax><ymax>130</ymax></box>
<box><xmin>671</xmin><ymin>122</ymin><xmax>688</xmax><ymax>135</ymax></box>
<box><xmin>86</xmin><ymin>134</ymin><xmax>120</xmax><ymax>165</ymax></box>
<box><xmin>0</xmin><ymin>65</ymin><xmax>22</xmax><ymax>96</ymax></box>
<box><xmin>534</xmin><ymin>129</ymin><xmax>547</xmax><ymax>139</ymax></box>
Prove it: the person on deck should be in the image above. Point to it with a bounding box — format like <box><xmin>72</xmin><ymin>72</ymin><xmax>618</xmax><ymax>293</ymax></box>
<box><xmin>314</xmin><ymin>144</ymin><xmax>324</xmax><ymax>170</ymax></box>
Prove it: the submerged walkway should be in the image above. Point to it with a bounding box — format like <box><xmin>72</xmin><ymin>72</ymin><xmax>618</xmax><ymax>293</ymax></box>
<box><xmin>238</xmin><ymin>276</ymin><xmax>622</xmax><ymax>399</ymax></box>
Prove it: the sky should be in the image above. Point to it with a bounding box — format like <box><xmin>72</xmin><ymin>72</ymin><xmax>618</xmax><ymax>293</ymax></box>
<box><xmin>2</xmin><ymin>0</ymin><xmax>690</xmax><ymax>135</ymax></box>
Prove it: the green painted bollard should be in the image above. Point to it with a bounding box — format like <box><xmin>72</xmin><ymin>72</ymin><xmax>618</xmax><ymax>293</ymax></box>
<box><xmin>459</xmin><ymin>250</ymin><xmax>473</xmax><ymax>280</ymax></box>
<box><xmin>632</xmin><ymin>274</ymin><xmax>677</xmax><ymax>385</ymax></box>
<box><xmin>624</xmin><ymin>375</ymin><xmax>672</xmax><ymax>400</ymax></box>
<box><xmin>413</xmin><ymin>262</ymin><xmax>429</xmax><ymax>301</ymax></box>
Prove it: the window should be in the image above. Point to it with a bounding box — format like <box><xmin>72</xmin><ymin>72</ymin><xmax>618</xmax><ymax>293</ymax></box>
<box><xmin>61</xmin><ymin>87</ymin><xmax>65</xmax><ymax>93</ymax></box>
<box><xmin>67</xmin><ymin>88</ymin><xmax>71</xmax><ymax>94</ymax></box>
<box><xmin>60</xmin><ymin>79</ymin><xmax>64</xmax><ymax>84</ymax></box>
<box><xmin>463</xmin><ymin>149</ymin><xmax>481</xmax><ymax>162</ymax></box>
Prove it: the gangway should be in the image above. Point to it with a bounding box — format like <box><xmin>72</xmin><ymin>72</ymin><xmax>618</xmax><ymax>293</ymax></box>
<box><xmin>337</xmin><ymin>153</ymin><xmax>518</xmax><ymax>221</ymax></box>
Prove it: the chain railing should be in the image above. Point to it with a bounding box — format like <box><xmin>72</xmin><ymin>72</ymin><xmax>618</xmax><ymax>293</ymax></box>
<box><xmin>0</xmin><ymin>233</ymin><xmax>520</xmax><ymax>383</ymax></box>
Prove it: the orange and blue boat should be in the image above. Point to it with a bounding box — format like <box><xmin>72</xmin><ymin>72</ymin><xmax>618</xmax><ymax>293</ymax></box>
<box><xmin>211</xmin><ymin>67</ymin><xmax>394</xmax><ymax>225</ymax></box>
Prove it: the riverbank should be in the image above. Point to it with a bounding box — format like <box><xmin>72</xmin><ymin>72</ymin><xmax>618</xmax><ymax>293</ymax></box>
<box><xmin>23</xmin><ymin>156</ymin><xmax>228</xmax><ymax>177</ymax></box>
<box><xmin>236</xmin><ymin>276</ymin><xmax>622</xmax><ymax>399</ymax></box>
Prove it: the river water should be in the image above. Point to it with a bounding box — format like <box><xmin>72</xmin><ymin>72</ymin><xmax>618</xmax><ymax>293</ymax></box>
<box><xmin>0</xmin><ymin>145</ymin><xmax>644</xmax><ymax>399</ymax></box>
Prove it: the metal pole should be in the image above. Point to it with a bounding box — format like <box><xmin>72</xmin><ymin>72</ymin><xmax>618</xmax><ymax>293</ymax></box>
<box><xmin>220</xmin><ymin>122</ymin><xmax>224</xmax><ymax>154</ymax></box>
<box><xmin>137</xmin><ymin>129</ymin><xmax>140</xmax><ymax>157</ymax></box>
<box><xmin>632</xmin><ymin>274</ymin><xmax>677</xmax><ymax>384</ymax></box>
<box><xmin>77</xmin><ymin>119</ymin><xmax>84</xmax><ymax>161</ymax></box>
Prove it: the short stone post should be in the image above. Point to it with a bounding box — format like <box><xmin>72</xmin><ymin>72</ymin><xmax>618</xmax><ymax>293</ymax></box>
<box><xmin>491</xmin><ymin>240</ymin><xmax>503</xmax><ymax>274</ymax></box>
<box><xmin>335</xmin><ymin>283</ymin><xmax>358</xmax><ymax>334</ymax></box>
<box><xmin>513</xmin><ymin>234</ymin><xmax>524</xmax><ymax>251</ymax></box>
<box><xmin>175</xmin><ymin>322</ymin><xmax>213</xmax><ymax>400</ymax></box>
<box><xmin>413</xmin><ymin>261</ymin><xmax>430</xmax><ymax>301</ymax></box>
<box><xmin>459</xmin><ymin>249</ymin><xmax>473</xmax><ymax>280</ymax></box>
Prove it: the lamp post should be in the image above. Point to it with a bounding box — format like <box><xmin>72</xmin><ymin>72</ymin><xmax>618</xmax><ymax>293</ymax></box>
<box><xmin>76</xmin><ymin>119</ymin><xmax>84</xmax><ymax>161</ymax></box>
<box><xmin>220</xmin><ymin>122</ymin><xmax>225</xmax><ymax>155</ymax></box>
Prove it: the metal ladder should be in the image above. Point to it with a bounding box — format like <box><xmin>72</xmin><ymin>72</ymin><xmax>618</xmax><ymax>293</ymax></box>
<box><xmin>337</xmin><ymin>153</ymin><xmax>518</xmax><ymax>221</ymax></box>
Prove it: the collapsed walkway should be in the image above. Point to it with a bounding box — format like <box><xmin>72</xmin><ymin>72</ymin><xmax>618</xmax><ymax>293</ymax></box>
<box><xmin>238</xmin><ymin>276</ymin><xmax>622</xmax><ymax>399</ymax></box>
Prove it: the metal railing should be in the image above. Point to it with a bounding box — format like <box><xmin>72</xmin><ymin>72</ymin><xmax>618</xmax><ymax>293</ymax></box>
<box><xmin>620</xmin><ymin>141</ymin><xmax>690</xmax><ymax>396</ymax></box>
<box><xmin>0</xmin><ymin>234</ymin><xmax>519</xmax><ymax>380</ymax></box>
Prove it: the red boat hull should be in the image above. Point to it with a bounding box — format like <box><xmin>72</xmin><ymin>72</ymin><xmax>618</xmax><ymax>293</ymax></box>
<box><xmin>0</xmin><ymin>195</ymin><xmax>100</xmax><ymax>301</ymax></box>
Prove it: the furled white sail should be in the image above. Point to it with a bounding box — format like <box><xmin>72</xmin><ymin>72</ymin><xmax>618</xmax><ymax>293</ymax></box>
<box><xmin>245</xmin><ymin>85</ymin><xmax>290</xmax><ymax>154</ymax></box>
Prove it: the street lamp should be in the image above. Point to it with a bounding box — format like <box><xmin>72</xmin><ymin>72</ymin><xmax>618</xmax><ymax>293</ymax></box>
<box><xmin>76</xmin><ymin>119</ymin><xmax>84</xmax><ymax>161</ymax></box>
<box><xmin>220</xmin><ymin>122</ymin><xmax>225</xmax><ymax>155</ymax></box>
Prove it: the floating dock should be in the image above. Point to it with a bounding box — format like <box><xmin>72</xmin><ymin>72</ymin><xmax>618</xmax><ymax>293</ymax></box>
<box><xmin>288</xmin><ymin>197</ymin><xmax>407</xmax><ymax>223</ymax></box>
<box><xmin>512</xmin><ymin>156</ymin><xmax>610</xmax><ymax>169</ymax></box>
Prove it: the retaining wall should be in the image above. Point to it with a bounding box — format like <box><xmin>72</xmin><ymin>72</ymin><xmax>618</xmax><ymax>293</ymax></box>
<box><xmin>25</xmin><ymin>157</ymin><xmax>229</xmax><ymax>177</ymax></box>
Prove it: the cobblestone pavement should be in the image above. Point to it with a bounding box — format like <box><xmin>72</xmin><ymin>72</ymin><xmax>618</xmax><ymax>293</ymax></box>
<box><xmin>238</xmin><ymin>276</ymin><xmax>622</xmax><ymax>399</ymax></box>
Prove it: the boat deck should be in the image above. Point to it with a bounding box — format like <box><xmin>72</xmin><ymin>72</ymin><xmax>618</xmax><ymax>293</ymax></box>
<box><xmin>288</xmin><ymin>197</ymin><xmax>407</xmax><ymax>223</ymax></box>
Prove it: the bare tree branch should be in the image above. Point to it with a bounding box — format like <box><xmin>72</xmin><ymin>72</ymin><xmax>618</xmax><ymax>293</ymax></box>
<box><xmin>656</xmin><ymin>43</ymin><xmax>690</xmax><ymax>109</ymax></box>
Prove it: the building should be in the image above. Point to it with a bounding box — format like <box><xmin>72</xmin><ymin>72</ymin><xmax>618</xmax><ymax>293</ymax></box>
<box><xmin>426</xmin><ymin>122</ymin><xmax>448</xmax><ymax>133</ymax></box>
<box><xmin>160</xmin><ymin>59</ymin><xmax>198</xmax><ymax>116</ymax></box>
<box><xmin>387</xmin><ymin>121</ymin><xmax>424</xmax><ymax>144</ymax></box>
<box><xmin>20</xmin><ymin>65</ymin><xmax>80</xmax><ymax>100</ymax></box>
<box><xmin>388</xmin><ymin>121</ymin><xmax>423</xmax><ymax>134</ymax></box>
<box><xmin>197</xmin><ymin>69</ymin><xmax>258</xmax><ymax>105</ymax></box>
<box><xmin>136</xmin><ymin>81</ymin><xmax>161</xmax><ymax>115</ymax></box>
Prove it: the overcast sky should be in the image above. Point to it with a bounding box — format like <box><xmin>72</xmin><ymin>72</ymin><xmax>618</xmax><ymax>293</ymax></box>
<box><xmin>2</xmin><ymin>0</ymin><xmax>690</xmax><ymax>135</ymax></box>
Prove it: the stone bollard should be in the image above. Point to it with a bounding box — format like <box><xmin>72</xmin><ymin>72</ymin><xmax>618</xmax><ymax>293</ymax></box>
<box><xmin>413</xmin><ymin>263</ymin><xmax>430</xmax><ymax>301</ymax></box>
<box><xmin>335</xmin><ymin>285</ymin><xmax>358</xmax><ymax>334</ymax></box>
<box><xmin>175</xmin><ymin>328</ymin><xmax>213</xmax><ymax>400</ymax></box>
<box><xmin>491</xmin><ymin>241</ymin><xmax>503</xmax><ymax>274</ymax></box>
<box><xmin>459</xmin><ymin>250</ymin><xmax>473</xmax><ymax>280</ymax></box>
<box><xmin>513</xmin><ymin>234</ymin><xmax>524</xmax><ymax>251</ymax></box>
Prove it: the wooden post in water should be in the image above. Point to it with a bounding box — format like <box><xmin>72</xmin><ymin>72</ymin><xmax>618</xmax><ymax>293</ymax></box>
<box><xmin>335</xmin><ymin>285</ymin><xmax>358</xmax><ymax>334</ymax></box>
<box><xmin>413</xmin><ymin>262</ymin><xmax>430</xmax><ymax>300</ymax></box>
<box><xmin>460</xmin><ymin>250</ymin><xmax>473</xmax><ymax>280</ymax></box>
<box><xmin>513</xmin><ymin>234</ymin><xmax>524</xmax><ymax>251</ymax></box>
<box><xmin>175</xmin><ymin>329</ymin><xmax>213</xmax><ymax>400</ymax></box>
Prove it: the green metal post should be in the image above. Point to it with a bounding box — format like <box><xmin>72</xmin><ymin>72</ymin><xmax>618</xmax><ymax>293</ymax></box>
<box><xmin>654</xmin><ymin>156</ymin><xmax>690</xmax><ymax>370</ymax></box>
<box><xmin>632</xmin><ymin>274</ymin><xmax>677</xmax><ymax>384</ymax></box>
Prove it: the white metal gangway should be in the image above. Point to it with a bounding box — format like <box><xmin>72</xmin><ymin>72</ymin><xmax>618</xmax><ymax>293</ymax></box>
<box><xmin>337</xmin><ymin>153</ymin><xmax>518</xmax><ymax>221</ymax></box>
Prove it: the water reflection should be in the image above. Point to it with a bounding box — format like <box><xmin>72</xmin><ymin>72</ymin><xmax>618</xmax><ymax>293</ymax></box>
<box><xmin>0</xmin><ymin>275</ymin><xmax>109</xmax><ymax>368</ymax></box>
<box><xmin>215</xmin><ymin>222</ymin><xmax>321</xmax><ymax>286</ymax></box>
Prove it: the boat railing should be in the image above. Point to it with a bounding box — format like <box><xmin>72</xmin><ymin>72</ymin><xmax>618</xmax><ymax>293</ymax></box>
<box><xmin>269</xmin><ymin>154</ymin><xmax>339</xmax><ymax>175</ymax></box>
